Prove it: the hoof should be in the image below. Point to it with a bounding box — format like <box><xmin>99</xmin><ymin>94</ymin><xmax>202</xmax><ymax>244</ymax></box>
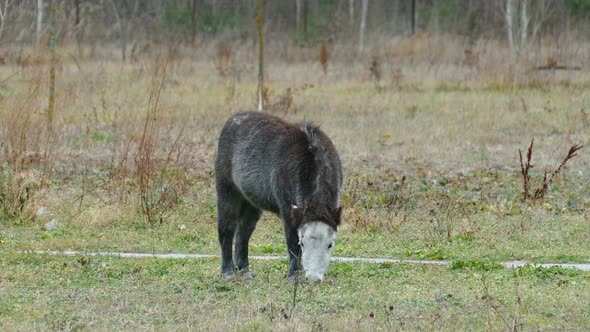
<box><xmin>237</xmin><ymin>267</ymin><xmax>253</xmax><ymax>279</ymax></box>
<box><xmin>222</xmin><ymin>272</ymin><xmax>237</xmax><ymax>281</ymax></box>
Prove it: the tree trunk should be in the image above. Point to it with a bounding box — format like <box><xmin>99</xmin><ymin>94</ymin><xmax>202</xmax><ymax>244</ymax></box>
<box><xmin>74</xmin><ymin>0</ymin><xmax>79</xmax><ymax>26</ymax></box>
<box><xmin>359</xmin><ymin>0</ymin><xmax>368</xmax><ymax>52</ymax></box>
<box><xmin>410</xmin><ymin>0</ymin><xmax>416</xmax><ymax>35</ymax></box>
<box><xmin>302</xmin><ymin>0</ymin><xmax>308</xmax><ymax>42</ymax></box>
<box><xmin>108</xmin><ymin>0</ymin><xmax>124</xmax><ymax>62</ymax></box>
<box><xmin>349</xmin><ymin>0</ymin><xmax>354</xmax><ymax>28</ymax></box>
<box><xmin>295</xmin><ymin>0</ymin><xmax>301</xmax><ymax>35</ymax></box>
<box><xmin>391</xmin><ymin>0</ymin><xmax>400</xmax><ymax>35</ymax></box>
<box><xmin>191</xmin><ymin>0</ymin><xmax>197</xmax><ymax>46</ymax></box>
<box><xmin>47</xmin><ymin>0</ymin><xmax>57</xmax><ymax>132</ymax></box>
<box><xmin>505</xmin><ymin>0</ymin><xmax>515</xmax><ymax>53</ymax></box>
<box><xmin>37</xmin><ymin>0</ymin><xmax>43</xmax><ymax>45</ymax></box>
<box><xmin>520</xmin><ymin>0</ymin><xmax>528</xmax><ymax>50</ymax></box>
<box><xmin>0</xmin><ymin>0</ymin><xmax>14</xmax><ymax>43</ymax></box>
<box><xmin>120</xmin><ymin>16</ymin><xmax>127</xmax><ymax>63</ymax></box>
<box><xmin>74</xmin><ymin>0</ymin><xmax>81</xmax><ymax>56</ymax></box>
<box><xmin>257</xmin><ymin>0</ymin><xmax>264</xmax><ymax>112</ymax></box>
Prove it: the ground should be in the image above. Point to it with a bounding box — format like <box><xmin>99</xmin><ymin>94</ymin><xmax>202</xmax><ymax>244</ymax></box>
<box><xmin>1</xmin><ymin>40</ymin><xmax>590</xmax><ymax>330</ymax></box>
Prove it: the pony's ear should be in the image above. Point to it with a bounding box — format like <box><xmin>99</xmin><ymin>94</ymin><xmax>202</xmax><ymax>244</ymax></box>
<box><xmin>290</xmin><ymin>205</ymin><xmax>304</xmax><ymax>228</ymax></box>
<box><xmin>335</xmin><ymin>206</ymin><xmax>342</xmax><ymax>226</ymax></box>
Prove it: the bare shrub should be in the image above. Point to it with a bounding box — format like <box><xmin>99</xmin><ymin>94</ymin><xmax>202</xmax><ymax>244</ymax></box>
<box><xmin>135</xmin><ymin>56</ymin><xmax>190</xmax><ymax>224</ymax></box>
<box><xmin>369</xmin><ymin>56</ymin><xmax>381</xmax><ymax>90</ymax></box>
<box><xmin>423</xmin><ymin>191</ymin><xmax>470</xmax><ymax>243</ymax></box>
<box><xmin>217</xmin><ymin>44</ymin><xmax>231</xmax><ymax>77</ymax></box>
<box><xmin>0</xmin><ymin>66</ymin><xmax>51</xmax><ymax>219</ymax></box>
<box><xmin>267</xmin><ymin>84</ymin><xmax>314</xmax><ymax>117</ymax></box>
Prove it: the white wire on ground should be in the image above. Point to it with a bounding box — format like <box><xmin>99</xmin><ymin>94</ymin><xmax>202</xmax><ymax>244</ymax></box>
<box><xmin>19</xmin><ymin>250</ymin><xmax>590</xmax><ymax>272</ymax></box>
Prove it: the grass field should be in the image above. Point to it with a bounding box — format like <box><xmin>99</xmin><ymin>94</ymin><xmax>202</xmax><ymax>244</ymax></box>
<box><xmin>1</xmin><ymin>40</ymin><xmax>590</xmax><ymax>330</ymax></box>
<box><xmin>1</xmin><ymin>252</ymin><xmax>589</xmax><ymax>331</ymax></box>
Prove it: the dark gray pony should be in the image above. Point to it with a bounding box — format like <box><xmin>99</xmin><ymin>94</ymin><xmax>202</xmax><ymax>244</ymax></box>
<box><xmin>215</xmin><ymin>111</ymin><xmax>343</xmax><ymax>282</ymax></box>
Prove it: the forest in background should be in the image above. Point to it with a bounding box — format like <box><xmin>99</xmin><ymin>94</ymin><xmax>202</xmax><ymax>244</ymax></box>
<box><xmin>1</xmin><ymin>0</ymin><xmax>590</xmax><ymax>60</ymax></box>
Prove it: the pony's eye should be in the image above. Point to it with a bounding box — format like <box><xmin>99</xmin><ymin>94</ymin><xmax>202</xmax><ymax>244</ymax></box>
<box><xmin>328</xmin><ymin>243</ymin><xmax>333</xmax><ymax>249</ymax></box>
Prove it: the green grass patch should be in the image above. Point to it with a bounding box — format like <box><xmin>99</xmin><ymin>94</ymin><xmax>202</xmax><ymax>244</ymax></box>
<box><xmin>1</xmin><ymin>252</ymin><xmax>589</xmax><ymax>330</ymax></box>
<box><xmin>450</xmin><ymin>260</ymin><xmax>505</xmax><ymax>271</ymax></box>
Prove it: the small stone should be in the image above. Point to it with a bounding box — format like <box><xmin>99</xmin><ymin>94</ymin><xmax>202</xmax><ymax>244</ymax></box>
<box><xmin>36</xmin><ymin>207</ymin><xmax>48</xmax><ymax>216</ymax></box>
<box><xmin>44</xmin><ymin>219</ymin><xmax>61</xmax><ymax>231</ymax></box>
<box><xmin>179</xmin><ymin>224</ymin><xmax>187</xmax><ymax>231</ymax></box>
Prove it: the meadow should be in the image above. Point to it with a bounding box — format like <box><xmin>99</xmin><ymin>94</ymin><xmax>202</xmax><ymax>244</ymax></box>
<box><xmin>1</xmin><ymin>35</ymin><xmax>590</xmax><ymax>330</ymax></box>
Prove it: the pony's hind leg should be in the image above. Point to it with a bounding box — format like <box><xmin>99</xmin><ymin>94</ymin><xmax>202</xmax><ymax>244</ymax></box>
<box><xmin>216</xmin><ymin>182</ymin><xmax>243</xmax><ymax>280</ymax></box>
<box><xmin>234</xmin><ymin>203</ymin><xmax>262</xmax><ymax>278</ymax></box>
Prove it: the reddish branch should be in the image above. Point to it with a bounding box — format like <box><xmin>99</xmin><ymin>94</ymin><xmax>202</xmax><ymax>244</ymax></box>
<box><xmin>519</xmin><ymin>138</ymin><xmax>583</xmax><ymax>202</ymax></box>
<box><xmin>518</xmin><ymin>138</ymin><xmax>534</xmax><ymax>201</ymax></box>
<box><xmin>532</xmin><ymin>144</ymin><xmax>583</xmax><ymax>201</ymax></box>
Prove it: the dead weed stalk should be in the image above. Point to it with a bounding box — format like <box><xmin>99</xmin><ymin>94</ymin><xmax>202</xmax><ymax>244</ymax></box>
<box><xmin>519</xmin><ymin>138</ymin><xmax>583</xmax><ymax>203</ymax></box>
<box><xmin>267</xmin><ymin>84</ymin><xmax>314</xmax><ymax>117</ymax></box>
<box><xmin>480</xmin><ymin>272</ymin><xmax>523</xmax><ymax>332</ymax></box>
<box><xmin>319</xmin><ymin>43</ymin><xmax>328</xmax><ymax>75</ymax></box>
<box><xmin>426</xmin><ymin>192</ymin><xmax>469</xmax><ymax>242</ymax></box>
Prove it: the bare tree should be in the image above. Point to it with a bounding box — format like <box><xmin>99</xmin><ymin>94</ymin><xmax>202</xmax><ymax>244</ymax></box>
<box><xmin>359</xmin><ymin>0</ymin><xmax>368</xmax><ymax>51</ymax></box>
<box><xmin>37</xmin><ymin>0</ymin><xmax>43</xmax><ymax>45</ymax></box>
<box><xmin>503</xmin><ymin>0</ymin><xmax>556</xmax><ymax>56</ymax></box>
<box><xmin>0</xmin><ymin>0</ymin><xmax>14</xmax><ymax>43</ymax></box>
<box><xmin>109</xmin><ymin>0</ymin><xmax>139</xmax><ymax>63</ymax></box>
<box><xmin>529</xmin><ymin>0</ymin><xmax>556</xmax><ymax>46</ymax></box>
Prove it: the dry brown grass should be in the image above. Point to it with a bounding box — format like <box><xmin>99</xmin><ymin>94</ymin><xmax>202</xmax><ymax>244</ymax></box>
<box><xmin>0</xmin><ymin>33</ymin><xmax>588</xmax><ymax>230</ymax></box>
<box><xmin>0</xmin><ymin>64</ymin><xmax>53</xmax><ymax>219</ymax></box>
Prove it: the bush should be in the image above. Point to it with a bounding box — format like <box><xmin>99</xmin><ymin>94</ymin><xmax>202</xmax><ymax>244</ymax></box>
<box><xmin>565</xmin><ymin>0</ymin><xmax>590</xmax><ymax>18</ymax></box>
<box><xmin>163</xmin><ymin>1</ymin><xmax>242</xmax><ymax>35</ymax></box>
